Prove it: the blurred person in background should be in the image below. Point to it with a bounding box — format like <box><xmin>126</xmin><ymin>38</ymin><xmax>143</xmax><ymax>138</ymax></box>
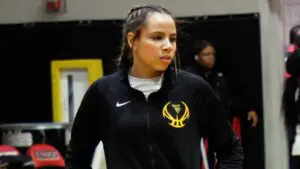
<box><xmin>184</xmin><ymin>40</ymin><xmax>258</xmax><ymax>127</ymax></box>
<box><xmin>283</xmin><ymin>48</ymin><xmax>300</xmax><ymax>169</ymax></box>
<box><xmin>184</xmin><ymin>40</ymin><xmax>258</xmax><ymax>169</ymax></box>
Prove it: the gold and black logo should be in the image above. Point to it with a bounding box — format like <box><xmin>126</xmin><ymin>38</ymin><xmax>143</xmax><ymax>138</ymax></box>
<box><xmin>162</xmin><ymin>101</ymin><xmax>190</xmax><ymax>128</ymax></box>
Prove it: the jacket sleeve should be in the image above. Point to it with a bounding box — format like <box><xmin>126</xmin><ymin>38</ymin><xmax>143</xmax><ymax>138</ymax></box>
<box><xmin>65</xmin><ymin>81</ymin><xmax>105</xmax><ymax>169</ymax></box>
<box><xmin>199</xmin><ymin>85</ymin><xmax>244</xmax><ymax>169</ymax></box>
<box><xmin>182</xmin><ymin>66</ymin><xmax>199</xmax><ymax>76</ymax></box>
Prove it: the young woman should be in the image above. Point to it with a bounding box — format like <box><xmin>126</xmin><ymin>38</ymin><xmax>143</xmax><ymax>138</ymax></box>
<box><xmin>283</xmin><ymin>49</ymin><xmax>300</xmax><ymax>169</ymax></box>
<box><xmin>65</xmin><ymin>4</ymin><xmax>243</xmax><ymax>169</ymax></box>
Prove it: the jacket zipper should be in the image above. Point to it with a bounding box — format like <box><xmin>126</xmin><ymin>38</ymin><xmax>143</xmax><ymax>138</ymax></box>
<box><xmin>135</xmin><ymin>90</ymin><xmax>156</xmax><ymax>169</ymax></box>
<box><xmin>146</xmin><ymin>111</ymin><xmax>155</xmax><ymax>169</ymax></box>
<box><xmin>145</xmin><ymin>94</ymin><xmax>155</xmax><ymax>169</ymax></box>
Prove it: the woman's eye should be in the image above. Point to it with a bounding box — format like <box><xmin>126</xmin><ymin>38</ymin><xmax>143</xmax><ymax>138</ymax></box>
<box><xmin>152</xmin><ymin>36</ymin><xmax>163</xmax><ymax>41</ymax></box>
<box><xmin>170</xmin><ymin>38</ymin><xmax>177</xmax><ymax>42</ymax></box>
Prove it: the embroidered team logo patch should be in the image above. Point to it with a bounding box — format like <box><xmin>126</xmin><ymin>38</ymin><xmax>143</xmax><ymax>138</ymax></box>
<box><xmin>162</xmin><ymin>101</ymin><xmax>190</xmax><ymax>128</ymax></box>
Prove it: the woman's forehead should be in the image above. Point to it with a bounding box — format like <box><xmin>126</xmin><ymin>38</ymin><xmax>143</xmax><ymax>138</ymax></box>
<box><xmin>143</xmin><ymin>13</ymin><xmax>176</xmax><ymax>34</ymax></box>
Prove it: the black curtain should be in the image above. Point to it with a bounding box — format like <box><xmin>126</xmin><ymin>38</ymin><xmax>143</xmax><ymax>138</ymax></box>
<box><xmin>0</xmin><ymin>21</ymin><xmax>123</xmax><ymax>123</ymax></box>
<box><xmin>0</xmin><ymin>13</ymin><xmax>264</xmax><ymax>169</ymax></box>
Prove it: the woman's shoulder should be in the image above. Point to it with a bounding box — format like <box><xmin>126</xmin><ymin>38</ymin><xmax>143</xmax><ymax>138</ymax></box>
<box><xmin>89</xmin><ymin>70</ymin><xmax>123</xmax><ymax>92</ymax></box>
<box><xmin>176</xmin><ymin>68</ymin><xmax>211</xmax><ymax>89</ymax></box>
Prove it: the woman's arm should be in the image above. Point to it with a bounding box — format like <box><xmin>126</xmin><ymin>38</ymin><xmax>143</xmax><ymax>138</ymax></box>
<box><xmin>65</xmin><ymin>81</ymin><xmax>106</xmax><ymax>169</ymax></box>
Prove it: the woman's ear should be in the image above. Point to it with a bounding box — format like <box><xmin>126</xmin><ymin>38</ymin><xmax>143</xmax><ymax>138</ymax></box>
<box><xmin>127</xmin><ymin>32</ymin><xmax>135</xmax><ymax>48</ymax></box>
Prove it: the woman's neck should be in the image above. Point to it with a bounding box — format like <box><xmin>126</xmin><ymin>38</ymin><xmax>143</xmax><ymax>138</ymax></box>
<box><xmin>129</xmin><ymin>65</ymin><xmax>163</xmax><ymax>79</ymax></box>
<box><xmin>196</xmin><ymin>62</ymin><xmax>212</xmax><ymax>72</ymax></box>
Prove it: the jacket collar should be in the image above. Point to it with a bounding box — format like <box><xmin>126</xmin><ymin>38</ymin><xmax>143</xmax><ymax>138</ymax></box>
<box><xmin>118</xmin><ymin>66</ymin><xmax>175</xmax><ymax>93</ymax></box>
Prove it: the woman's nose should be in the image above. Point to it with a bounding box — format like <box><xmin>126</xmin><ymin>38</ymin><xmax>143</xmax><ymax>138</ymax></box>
<box><xmin>162</xmin><ymin>39</ymin><xmax>172</xmax><ymax>51</ymax></box>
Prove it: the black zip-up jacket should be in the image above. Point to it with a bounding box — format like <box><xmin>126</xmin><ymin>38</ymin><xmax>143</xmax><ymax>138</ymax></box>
<box><xmin>65</xmin><ymin>67</ymin><xmax>243</xmax><ymax>169</ymax></box>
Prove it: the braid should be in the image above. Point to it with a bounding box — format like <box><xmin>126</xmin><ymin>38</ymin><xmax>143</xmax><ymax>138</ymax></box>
<box><xmin>127</xmin><ymin>4</ymin><xmax>172</xmax><ymax>18</ymax></box>
<box><xmin>117</xmin><ymin>38</ymin><xmax>132</xmax><ymax>69</ymax></box>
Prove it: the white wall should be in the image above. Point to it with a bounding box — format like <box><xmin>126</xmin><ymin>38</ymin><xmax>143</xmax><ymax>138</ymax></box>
<box><xmin>0</xmin><ymin>0</ymin><xmax>259</xmax><ymax>24</ymax></box>
<box><xmin>283</xmin><ymin>0</ymin><xmax>300</xmax><ymax>44</ymax></box>
<box><xmin>259</xmin><ymin>0</ymin><xmax>288</xmax><ymax>169</ymax></box>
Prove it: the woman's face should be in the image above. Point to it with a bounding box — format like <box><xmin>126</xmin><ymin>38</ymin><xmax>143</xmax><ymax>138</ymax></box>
<box><xmin>128</xmin><ymin>12</ymin><xmax>177</xmax><ymax>76</ymax></box>
<box><xmin>197</xmin><ymin>45</ymin><xmax>216</xmax><ymax>69</ymax></box>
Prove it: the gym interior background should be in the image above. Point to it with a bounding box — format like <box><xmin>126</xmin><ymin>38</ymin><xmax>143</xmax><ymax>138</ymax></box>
<box><xmin>0</xmin><ymin>14</ymin><xmax>264</xmax><ymax>169</ymax></box>
<box><xmin>0</xmin><ymin>0</ymin><xmax>298</xmax><ymax>169</ymax></box>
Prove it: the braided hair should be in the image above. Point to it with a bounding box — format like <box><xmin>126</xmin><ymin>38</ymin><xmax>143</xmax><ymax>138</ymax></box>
<box><xmin>290</xmin><ymin>25</ymin><xmax>300</xmax><ymax>45</ymax></box>
<box><xmin>117</xmin><ymin>4</ymin><xmax>174</xmax><ymax>69</ymax></box>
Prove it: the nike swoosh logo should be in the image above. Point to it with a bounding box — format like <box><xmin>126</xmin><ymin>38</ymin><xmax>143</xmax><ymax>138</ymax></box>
<box><xmin>116</xmin><ymin>101</ymin><xmax>131</xmax><ymax>107</ymax></box>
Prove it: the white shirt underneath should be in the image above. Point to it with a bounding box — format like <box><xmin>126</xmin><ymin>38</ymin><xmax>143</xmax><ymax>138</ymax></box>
<box><xmin>292</xmin><ymin>87</ymin><xmax>300</xmax><ymax>156</ymax></box>
<box><xmin>128</xmin><ymin>74</ymin><xmax>164</xmax><ymax>100</ymax></box>
<box><xmin>292</xmin><ymin>125</ymin><xmax>300</xmax><ymax>156</ymax></box>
